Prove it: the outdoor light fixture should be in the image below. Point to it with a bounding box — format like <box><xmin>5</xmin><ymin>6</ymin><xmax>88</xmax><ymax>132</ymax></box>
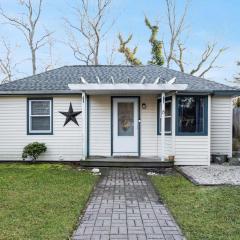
<box><xmin>142</xmin><ymin>103</ymin><xmax>147</xmax><ymax>109</ymax></box>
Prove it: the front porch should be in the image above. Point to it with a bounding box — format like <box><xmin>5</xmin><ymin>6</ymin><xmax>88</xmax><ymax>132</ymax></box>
<box><xmin>69</xmin><ymin>79</ymin><xmax>212</xmax><ymax>166</ymax></box>
<box><xmin>79</xmin><ymin>157</ymin><xmax>174</xmax><ymax>168</ymax></box>
<box><xmin>73</xmin><ymin>80</ymin><xmax>188</xmax><ymax>162</ymax></box>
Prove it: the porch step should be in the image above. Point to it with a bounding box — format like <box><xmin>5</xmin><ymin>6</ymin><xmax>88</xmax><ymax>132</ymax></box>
<box><xmin>79</xmin><ymin>158</ymin><xmax>174</xmax><ymax>168</ymax></box>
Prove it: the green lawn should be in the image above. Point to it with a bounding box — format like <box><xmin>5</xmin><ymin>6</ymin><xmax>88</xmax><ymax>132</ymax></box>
<box><xmin>0</xmin><ymin>163</ymin><xmax>98</xmax><ymax>240</ymax></box>
<box><xmin>151</xmin><ymin>173</ymin><xmax>240</xmax><ymax>240</ymax></box>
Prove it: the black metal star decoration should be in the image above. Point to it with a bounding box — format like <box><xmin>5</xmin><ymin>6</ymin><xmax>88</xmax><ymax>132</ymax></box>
<box><xmin>59</xmin><ymin>102</ymin><xmax>82</xmax><ymax>126</ymax></box>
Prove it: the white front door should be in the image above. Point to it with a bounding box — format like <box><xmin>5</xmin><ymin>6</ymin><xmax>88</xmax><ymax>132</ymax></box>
<box><xmin>113</xmin><ymin>97</ymin><xmax>139</xmax><ymax>156</ymax></box>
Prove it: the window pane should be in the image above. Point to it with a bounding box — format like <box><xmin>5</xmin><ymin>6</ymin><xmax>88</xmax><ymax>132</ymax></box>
<box><xmin>31</xmin><ymin>116</ymin><xmax>50</xmax><ymax>131</ymax></box>
<box><xmin>118</xmin><ymin>102</ymin><xmax>134</xmax><ymax>136</ymax></box>
<box><xmin>159</xmin><ymin>118</ymin><xmax>172</xmax><ymax>133</ymax></box>
<box><xmin>165</xmin><ymin>102</ymin><xmax>171</xmax><ymax>116</ymax></box>
<box><xmin>159</xmin><ymin>98</ymin><xmax>172</xmax><ymax>134</ymax></box>
<box><xmin>165</xmin><ymin>118</ymin><xmax>171</xmax><ymax>132</ymax></box>
<box><xmin>31</xmin><ymin>101</ymin><xmax>50</xmax><ymax>115</ymax></box>
<box><xmin>178</xmin><ymin>96</ymin><xmax>204</xmax><ymax>133</ymax></box>
<box><xmin>198</xmin><ymin>97</ymin><xmax>205</xmax><ymax>132</ymax></box>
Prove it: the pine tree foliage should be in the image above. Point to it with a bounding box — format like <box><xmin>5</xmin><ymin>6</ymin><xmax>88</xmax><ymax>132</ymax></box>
<box><xmin>118</xmin><ymin>34</ymin><xmax>142</xmax><ymax>65</ymax></box>
<box><xmin>145</xmin><ymin>17</ymin><xmax>164</xmax><ymax>66</ymax></box>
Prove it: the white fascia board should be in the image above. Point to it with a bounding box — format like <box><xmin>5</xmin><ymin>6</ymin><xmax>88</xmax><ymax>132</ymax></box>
<box><xmin>68</xmin><ymin>83</ymin><xmax>188</xmax><ymax>91</ymax></box>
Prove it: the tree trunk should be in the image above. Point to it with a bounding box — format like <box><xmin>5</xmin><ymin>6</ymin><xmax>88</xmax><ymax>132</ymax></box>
<box><xmin>31</xmin><ymin>49</ymin><xmax>36</xmax><ymax>75</ymax></box>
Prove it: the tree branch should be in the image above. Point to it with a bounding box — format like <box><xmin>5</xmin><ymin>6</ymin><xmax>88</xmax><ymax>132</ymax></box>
<box><xmin>165</xmin><ymin>0</ymin><xmax>189</xmax><ymax>68</ymax></box>
<box><xmin>190</xmin><ymin>43</ymin><xmax>216</xmax><ymax>75</ymax></box>
<box><xmin>64</xmin><ymin>0</ymin><xmax>114</xmax><ymax>65</ymax></box>
<box><xmin>198</xmin><ymin>47</ymin><xmax>228</xmax><ymax>77</ymax></box>
<box><xmin>171</xmin><ymin>42</ymin><xmax>186</xmax><ymax>72</ymax></box>
<box><xmin>0</xmin><ymin>39</ymin><xmax>19</xmax><ymax>83</ymax></box>
<box><xmin>0</xmin><ymin>0</ymin><xmax>49</xmax><ymax>75</ymax></box>
<box><xmin>118</xmin><ymin>33</ymin><xmax>142</xmax><ymax>65</ymax></box>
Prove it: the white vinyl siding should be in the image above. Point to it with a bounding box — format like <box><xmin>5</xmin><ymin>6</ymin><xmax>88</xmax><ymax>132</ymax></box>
<box><xmin>141</xmin><ymin>95</ymin><xmax>174</xmax><ymax>157</ymax></box>
<box><xmin>141</xmin><ymin>95</ymin><xmax>158</xmax><ymax>157</ymax></box>
<box><xmin>89</xmin><ymin>95</ymin><xmax>111</xmax><ymax>156</ymax></box>
<box><xmin>0</xmin><ymin>94</ymin><xmax>232</xmax><ymax>166</ymax></box>
<box><xmin>175</xmin><ymin>136</ymin><xmax>209</xmax><ymax>165</ymax></box>
<box><xmin>165</xmin><ymin>136</ymin><xmax>174</xmax><ymax>156</ymax></box>
<box><xmin>211</xmin><ymin>96</ymin><xmax>232</xmax><ymax>157</ymax></box>
<box><xmin>174</xmin><ymin>95</ymin><xmax>211</xmax><ymax>165</ymax></box>
<box><xmin>0</xmin><ymin>96</ymin><xmax>83</xmax><ymax>161</ymax></box>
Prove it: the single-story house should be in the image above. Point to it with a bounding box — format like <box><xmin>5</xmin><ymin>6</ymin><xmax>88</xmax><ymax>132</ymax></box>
<box><xmin>0</xmin><ymin>65</ymin><xmax>239</xmax><ymax>165</ymax></box>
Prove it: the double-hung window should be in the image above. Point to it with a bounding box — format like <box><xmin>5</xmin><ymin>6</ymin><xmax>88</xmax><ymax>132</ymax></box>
<box><xmin>28</xmin><ymin>99</ymin><xmax>53</xmax><ymax>134</ymax></box>
<box><xmin>176</xmin><ymin>95</ymin><xmax>208</xmax><ymax>136</ymax></box>
<box><xmin>158</xmin><ymin>96</ymin><xmax>172</xmax><ymax>135</ymax></box>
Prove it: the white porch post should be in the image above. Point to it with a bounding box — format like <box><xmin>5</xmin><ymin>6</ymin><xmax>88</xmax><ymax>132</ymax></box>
<box><xmin>82</xmin><ymin>91</ymin><xmax>88</xmax><ymax>160</ymax></box>
<box><xmin>161</xmin><ymin>92</ymin><xmax>165</xmax><ymax>161</ymax></box>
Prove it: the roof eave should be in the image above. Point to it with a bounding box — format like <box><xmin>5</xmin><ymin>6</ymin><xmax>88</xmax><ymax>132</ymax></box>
<box><xmin>212</xmin><ymin>90</ymin><xmax>240</xmax><ymax>97</ymax></box>
<box><xmin>0</xmin><ymin>89</ymin><xmax>239</xmax><ymax>97</ymax></box>
<box><xmin>177</xmin><ymin>89</ymin><xmax>240</xmax><ymax>97</ymax></box>
<box><xmin>0</xmin><ymin>90</ymin><xmax>82</xmax><ymax>96</ymax></box>
<box><xmin>68</xmin><ymin>83</ymin><xmax>188</xmax><ymax>92</ymax></box>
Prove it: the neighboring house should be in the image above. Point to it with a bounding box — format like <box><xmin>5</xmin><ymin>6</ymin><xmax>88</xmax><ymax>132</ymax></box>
<box><xmin>0</xmin><ymin>65</ymin><xmax>239</xmax><ymax>165</ymax></box>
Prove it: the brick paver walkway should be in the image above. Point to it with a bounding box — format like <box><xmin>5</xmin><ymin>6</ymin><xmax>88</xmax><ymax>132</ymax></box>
<box><xmin>72</xmin><ymin>168</ymin><xmax>185</xmax><ymax>240</ymax></box>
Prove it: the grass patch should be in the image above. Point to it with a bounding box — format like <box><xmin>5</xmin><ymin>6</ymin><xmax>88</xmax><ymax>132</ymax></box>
<box><xmin>0</xmin><ymin>163</ymin><xmax>98</xmax><ymax>240</ymax></box>
<box><xmin>151</xmin><ymin>173</ymin><xmax>240</xmax><ymax>240</ymax></box>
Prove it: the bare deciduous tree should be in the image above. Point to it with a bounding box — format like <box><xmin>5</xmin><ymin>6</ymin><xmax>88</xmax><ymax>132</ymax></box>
<box><xmin>164</xmin><ymin>0</ymin><xmax>189</xmax><ymax>68</ymax></box>
<box><xmin>171</xmin><ymin>42</ymin><xmax>185</xmax><ymax>72</ymax></box>
<box><xmin>105</xmin><ymin>41</ymin><xmax>117</xmax><ymax>65</ymax></box>
<box><xmin>117</xmin><ymin>0</ymin><xmax>227</xmax><ymax>78</ymax></box>
<box><xmin>65</xmin><ymin>0</ymin><xmax>114</xmax><ymax>65</ymax></box>
<box><xmin>0</xmin><ymin>0</ymin><xmax>52</xmax><ymax>75</ymax></box>
<box><xmin>0</xmin><ymin>39</ymin><xmax>18</xmax><ymax>83</ymax></box>
<box><xmin>164</xmin><ymin>0</ymin><xmax>227</xmax><ymax>77</ymax></box>
<box><xmin>172</xmin><ymin>42</ymin><xmax>227</xmax><ymax>77</ymax></box>
<box><xmin>43</xmin><ymin>31</ymin><xmax>59</xmax><ymax>72</ymax></box>
<box><xmin>233</xmin><ymin>61</ymin><xmax>240</xmax><ymax>85</ymax></box>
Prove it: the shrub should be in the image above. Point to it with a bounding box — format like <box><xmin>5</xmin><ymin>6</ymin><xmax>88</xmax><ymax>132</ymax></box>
<box><xmin>22</xmin><ymin>142</ymin><xmax>47</xmax><ymax>162</ymax></box>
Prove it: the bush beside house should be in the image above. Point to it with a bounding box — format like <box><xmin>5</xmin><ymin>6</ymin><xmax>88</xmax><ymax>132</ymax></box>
<box><xmin>22</xmin><ymin>142</ymin><xmax>47</xmax><ymax>162</ymax></box>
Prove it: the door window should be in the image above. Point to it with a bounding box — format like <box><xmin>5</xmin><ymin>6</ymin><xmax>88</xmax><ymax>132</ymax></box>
<box><xmin>118</xmin><ymin>102</ymin><xmax>134</xmax><ymax>136</ymax></box>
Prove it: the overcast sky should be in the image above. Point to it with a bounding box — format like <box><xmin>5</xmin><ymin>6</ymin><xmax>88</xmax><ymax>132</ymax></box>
<box><xmin>0</xmin><ymin>0</ymin><xmax>239</xmax><ymax>85</ymax></box>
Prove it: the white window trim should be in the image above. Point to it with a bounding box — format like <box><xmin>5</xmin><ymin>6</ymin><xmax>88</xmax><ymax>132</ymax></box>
<box><xmin>28</xmin><ymin>99</ymin><xmax>52</xmax><ymax>134</ymax></box>
<box><xmin>159</xmin><ymin>99</ymin><xmax>172</xmax><ymax>134</ymax></box>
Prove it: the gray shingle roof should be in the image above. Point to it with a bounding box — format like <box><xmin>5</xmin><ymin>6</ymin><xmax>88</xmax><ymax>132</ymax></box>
<box><xmin>0</xmin><ymin>65</ymin><xmax>238</xmax><ymax>94</ymax></box>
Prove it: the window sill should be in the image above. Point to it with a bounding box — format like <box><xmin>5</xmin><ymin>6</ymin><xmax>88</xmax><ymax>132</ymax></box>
<box><xmin>157</xmin><ymin>133</ymin><xmax>172</xmax><ymax>136</ymax></box>
<box><xmin>176</xmin><ymin>132</ymin><xmax>208</xmax><ymax>136</ymax></box>
<box><xmin>27</xmin><ymin>132</ymin><xmax>53</xmax><ymax>135</ymax></box>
